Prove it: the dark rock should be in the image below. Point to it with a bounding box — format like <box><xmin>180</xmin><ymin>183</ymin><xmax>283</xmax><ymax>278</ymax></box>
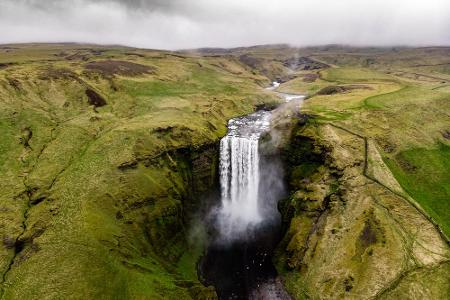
<box><xmin>255</xmin><ymin>103</ymin><xmax>278</xmax><ymax>111</ymax></box>
<box><xmin>118</xmin><ymin>160</ymin><xmax>138</xmax><ymax>171</ymax></box>
<box><xmin>85</xmin><ymin>88</ymin><xmax>107</xmax><ymax>107</ymax></box>
<box><xmin>238</xmin><ymin>54</ymin><xmax>263</xmax><ymax>69</ymax></box>
<box><xmin>283</xmin><ymin>57</ymin><xmax>329</xmax><ymax>71</ymax></box>
<box><xmin>153</xmin><ymin>126</ymin><xmax>175</xmax><ymax>134</ymax></box>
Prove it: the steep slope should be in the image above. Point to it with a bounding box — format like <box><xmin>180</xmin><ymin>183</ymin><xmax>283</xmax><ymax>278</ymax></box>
<box><xmin>0</xmin><ymin>44</ymin><xmax>278</xmax><ymax>299</ymax></box>
<box><xmin>272</xmin><ymin>47</ymin><xmax>450</xmax><ymax>299</ymax></box>
<box><xmin>277</xmin><ymin>122</ymin><xmax>449</xmax><ymax>299</ymax></box>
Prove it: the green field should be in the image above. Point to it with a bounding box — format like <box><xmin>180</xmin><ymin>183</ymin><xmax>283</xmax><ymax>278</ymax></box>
<box><xmin>280</xmin><ymin>62</ymin><xmax>450</xmax><ymax>238</ymax></box>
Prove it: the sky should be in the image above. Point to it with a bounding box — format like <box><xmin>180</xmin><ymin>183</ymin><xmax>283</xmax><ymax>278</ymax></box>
<box><xmin>0</xmin><ymin>0</ymin><xmax>449</xmax><ymax>50</ymax></box>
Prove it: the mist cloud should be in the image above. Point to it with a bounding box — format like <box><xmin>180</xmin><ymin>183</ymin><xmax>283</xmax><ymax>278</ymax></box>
<box><xmin>0</xmin><ymin>0</ymin><xmax>449</xmax><ymax>49</ymax></box>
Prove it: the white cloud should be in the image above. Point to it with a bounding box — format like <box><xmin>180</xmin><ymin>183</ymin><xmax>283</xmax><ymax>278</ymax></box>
<box><xmin>0</xmin><ymin>0</ymin><xmax>449</xmax><ymax>49</ymax></box>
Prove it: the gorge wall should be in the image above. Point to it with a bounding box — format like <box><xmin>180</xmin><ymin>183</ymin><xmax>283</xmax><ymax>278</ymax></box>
<box><xmin>275</xmin><ymin>120</ymin><xmax>450</xmax><ymax>299</ymax></box>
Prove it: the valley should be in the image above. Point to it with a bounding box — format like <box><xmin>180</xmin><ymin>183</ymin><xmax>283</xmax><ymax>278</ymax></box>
<box><xmin>0</xmin><ymin>44</ymin><xmax>449</xmax><ymax>299</ymax></box>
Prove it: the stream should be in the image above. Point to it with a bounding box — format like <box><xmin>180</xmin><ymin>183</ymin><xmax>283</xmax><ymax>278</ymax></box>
<box><xmin>200</xmin><ymin>83</ymin><xmax>304</xmax><ymax>299</ymax></box>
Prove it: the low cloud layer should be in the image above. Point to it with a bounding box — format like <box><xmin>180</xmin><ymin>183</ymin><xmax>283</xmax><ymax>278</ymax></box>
<box><xmin>1</xmin><ymin>0</ymin><xmax>449</xmax><ymax>49</ymax></box>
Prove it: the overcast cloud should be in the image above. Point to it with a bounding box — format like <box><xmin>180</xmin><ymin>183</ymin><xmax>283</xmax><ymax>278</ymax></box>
<box><xmin>0</xmin><ymin>0</ymin><xmax>449</xmax><ymax>49</ymax></box>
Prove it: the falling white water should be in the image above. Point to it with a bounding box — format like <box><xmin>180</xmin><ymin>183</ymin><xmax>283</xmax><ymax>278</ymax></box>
<box><xmin>216</xmin><ymin>82</ymin><xmax>305</xmax><ymax>241</ymax></box>
<box><xmin>217</xmin><ymin>110</ymin><xmax>271</xmax><ymax>240</ymax></box>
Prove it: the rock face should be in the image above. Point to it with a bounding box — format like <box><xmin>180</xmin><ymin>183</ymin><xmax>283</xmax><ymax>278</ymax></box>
<box><xmin>282</xmin><ymin>57</ymin><xmax>329</xmax><ymax>71</ymax></box>
<box><xmin>276</xmin><ymin>122</ymin><xmax>450</xmax><ymax>299</ymax></box>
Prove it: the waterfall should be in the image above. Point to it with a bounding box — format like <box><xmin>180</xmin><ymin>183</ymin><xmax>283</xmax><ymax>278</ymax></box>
<box><xmin>219</xmin><ymin>136</ymin><xmax>261</xmax><ymax>234</ymax></box>
<box><xmin>216</xmin><ymin>111</ymin><xmax>271</xmax><ymax>240</ymax></box>
<box><xmin>203</xmin><ymin>89</ymin><xmax>305</xmax><ymax>299</ymax></box>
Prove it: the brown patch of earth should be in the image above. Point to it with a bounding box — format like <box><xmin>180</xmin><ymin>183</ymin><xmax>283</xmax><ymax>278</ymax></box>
<box><xmin>85</xmin><ymin>88</ymin><xmax>107</xmax><ymax>107</ymax></box>
<box><xmin>317</xmin><ymin>84</ymin><xmax>372</xmax><ymax>95</ymax></box>
<box><xmin>0</xmin><ymin>62</ymin><xmax>15</xmax><ymax>70</ymax></box>
<box><xmin>84</xmin><ymin>60</ymin><xmax>155</xmax><ymax>77</ymax></box>
<box><xmin>303</xmin><ymin>73</ymin><xmax>318</xmax><ymax>83</ymax></box>
<box><xmin>38</xmin><ymin>67</ymin><xmax>80</xmax><ymax>81</ymax></box>
<box><xmin>395</xmin><ymin>153</ymin><xmax>417</xmax><ymax>172</ymax></box>
<box><xmin>6</xmin><ymin>77</ymin><xmax>22</xmax><ymax>91</ymax></box>
<box><xmin>359</xmin><ymin>221</ymin><xmax>377</xmax><ymax>248</ymax></box>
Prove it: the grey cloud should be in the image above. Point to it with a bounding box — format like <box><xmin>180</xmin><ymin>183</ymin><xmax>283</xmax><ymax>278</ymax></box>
<box><xmin>0</xmin><ymin>0</ymin><xmax>449</xmax><ymax>49</ymax></box>
<box><xmin>94</xmin><ymin>0</ymin><xmax>186</xmax><ymax>12</ymax></box>
<box><xmin>16</xmin><ymin>0</ymin><xmax>188</xmax><ymax>13</ymax></box>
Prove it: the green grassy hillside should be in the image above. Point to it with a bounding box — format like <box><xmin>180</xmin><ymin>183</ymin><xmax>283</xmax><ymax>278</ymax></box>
<box><xmin>269</xmin><ymin>46</ymin><xmax>450</xmax><ymax>299</ymax></box>
<box><xmin>0</xmin><ymin>43</ymin><xmax>449</xmax><ymax>299</ymax></box>
<box><xmin>0</xmin><ymin>44</ymin><xmax>278</xmax><ymax>299</ymax></box>
<box><xmin>280</xmin><ymin>63</ymin><xmax>450</xmax><ymax>237</ymax></box>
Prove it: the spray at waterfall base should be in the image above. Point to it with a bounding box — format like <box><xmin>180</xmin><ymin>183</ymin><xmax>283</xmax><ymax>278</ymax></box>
<box><xmin>199</xmin><ymin>91</ymin><xmax>305</xmax><ymax>298</ymax></box>
<box><xmin>208</xmin><ymin>109</ymin><xmax>287</xmax><ymax>244</ymax></box>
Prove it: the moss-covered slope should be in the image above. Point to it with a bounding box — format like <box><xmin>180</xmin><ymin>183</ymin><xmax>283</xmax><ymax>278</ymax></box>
<box><xmin>276</xmin><ymin>122</ymin><xmax>450</xmax><ymax>299</ymax></box>
<box><xmin>0</xmin><ymin>44</ymin><xmax>278</xmax><ymax>299</ymax></box>
<box><xmin>272</xmin><ymin>46</ymin><xmax>450</xmax><ymax>299</ymax></box>
<box><xmin>1</xmin><ymin>44</ymin><xmax>450</xmax><ymax>299</ymax></box>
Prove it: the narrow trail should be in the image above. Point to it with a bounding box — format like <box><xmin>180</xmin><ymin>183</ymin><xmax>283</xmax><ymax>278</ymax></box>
<box><xmin>327</xmin><ymin>122</ymin><xmax>450</xmax><ymax>246</ymax></box>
